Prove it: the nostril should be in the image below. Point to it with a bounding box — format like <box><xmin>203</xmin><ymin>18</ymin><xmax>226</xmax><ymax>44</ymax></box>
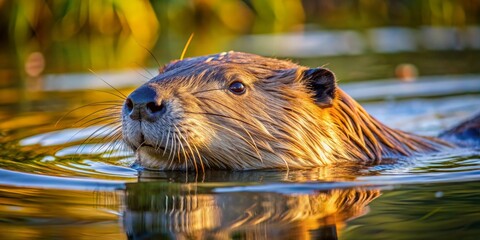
<box><xmin>125</xmin><ymin>98</ymin><xmax>134</xmax><ymax>111</ymax></box>
<box><xmin>146</xmin><ymin>101</ymin><xmax>164</xmax><ymax>113</ymax></box>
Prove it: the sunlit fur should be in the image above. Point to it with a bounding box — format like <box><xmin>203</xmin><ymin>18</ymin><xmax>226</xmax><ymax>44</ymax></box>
<box><xmin>122</xmin><ymin>52</ymin><xmax>452</xmax><ymax>170</ymax></box>
<box><xmin>329</xmin><ymin>90</ymin><xmax>450</xmax><ymax>164</ymax></box>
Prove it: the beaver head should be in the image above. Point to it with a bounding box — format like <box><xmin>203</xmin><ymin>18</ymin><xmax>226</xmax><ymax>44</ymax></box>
<box><xmin>122</xmin><ymin>51</ymin><xmax>347</xmax><ymax>170</ymax></box>
<box><xmin>122</xmin><ymin>51</ymin><xmax>447</xmax><ymax>171</ymax></box>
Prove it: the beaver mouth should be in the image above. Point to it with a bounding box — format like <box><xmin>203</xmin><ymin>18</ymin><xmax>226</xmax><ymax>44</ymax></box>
<box><xmin>140</xmin><ymin>143</ymin><xmax>155</xmax><ymax>148</ymax></box>
<box><xmin>135</xmin><ymin>143</ymin><xmax>166</xmax><ymax>151</ymax></box>
<box><xmin>127</xmin><ymin>142</ymin><xmax>167</xmax><ymax>156</ymax></box>
<box><xmin>126</xmin><ymin>132</ymin><xmax>166</xmax><ymax>152</ymax></box>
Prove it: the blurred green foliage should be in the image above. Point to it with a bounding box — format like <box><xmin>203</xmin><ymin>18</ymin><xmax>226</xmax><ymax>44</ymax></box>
<box><xmin>0</xmin><ymin>0</ymin><xmax>479</xmax><ymax>74</ymax></box>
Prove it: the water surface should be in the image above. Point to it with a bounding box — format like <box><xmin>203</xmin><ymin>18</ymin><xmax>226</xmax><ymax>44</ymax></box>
<box><xmin>1</xmin><ymin>71</ymin><xmax>479</xmax><ymax>239</ymax></box>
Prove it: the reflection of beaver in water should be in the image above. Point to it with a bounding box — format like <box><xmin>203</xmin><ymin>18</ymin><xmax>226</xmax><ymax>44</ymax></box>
<box><xmin>121</xmin><ymin>51</ymin><xmax>479</xmax><ymax>170</ymax></box>
<box><xmin>124</xmin><ymin>182</ymin><xmax>380</xmax><ymax>239</ymax></box>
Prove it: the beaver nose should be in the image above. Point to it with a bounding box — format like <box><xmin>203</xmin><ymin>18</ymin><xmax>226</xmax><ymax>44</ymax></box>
<box><xmin>125</xmin><ymin>86</ymin><xmax>165</xmax><ymax>122</ymax></box>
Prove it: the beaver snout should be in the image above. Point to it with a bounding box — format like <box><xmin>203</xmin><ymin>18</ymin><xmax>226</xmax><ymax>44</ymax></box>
<box><xmin>124</xmin><ymin>85</ymin><xmax>165</xmax><ymax>122</ymax></box>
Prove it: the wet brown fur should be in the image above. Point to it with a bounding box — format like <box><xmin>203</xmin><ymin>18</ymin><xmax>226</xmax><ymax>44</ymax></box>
<box><xmin>122</xmin><ymin>51</ymin><xmax>452</xmax><ymax>170</ymax></box>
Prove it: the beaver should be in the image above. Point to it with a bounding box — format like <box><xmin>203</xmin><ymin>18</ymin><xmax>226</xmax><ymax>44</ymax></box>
<box><xmin>121</xmin><ymin>51</ymin><xmax>479</xmax><ymax>171</ymax></box>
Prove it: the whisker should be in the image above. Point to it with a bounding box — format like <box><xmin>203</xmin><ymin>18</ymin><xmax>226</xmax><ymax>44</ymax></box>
<box><xmin>168</xmin><ymin>130</ymin><xmax>178</xmax><ymax>167</ymax></box>
<box><xmin>185</xmin><ymin>140</ymin><xmax>205</xmax><ymax>173</ymax></box>
<box><xmin>101</xmin><ymin>129</ymin><xmax>124</xmax><ymax>155</ymax></box>
<box><xmin>61</xmin><ymin>120</ymin><xmax>119</xmax><ymax>150</ymax></box>
<box><xmin>135</xmin><ymin>140</ymin><xmax>147</xmax><ymax>153</ymax></box>
<box><xmin>75</xmin><ymin>122</ymin><xmax>121</xmax><ymax>154</ymax></box>
<box><xmin>94</xmin><ymin>125</ymin><xmax>122</xmax><ymax>146</ymax></box>
<box><xmin>175</xmin><ymin>125</ymin><xmax>198</xmax><ymax>172</ymax></box>
<box><xmin>75</xmin><ymin>108</ymin><xmax>121</xmax><ymax>119</ymax></box>
<box><xmin>76</xmin><ymin>115</ymin><xmax>120</xmax><ymax>128</ymax></box>
<box><xmin>173</xmin><ymin>134</ymin><xmax>184</xmax><ymax>172</ymax></box>
<box><xmin>239</xmin><ymin>124</ymin><xmax>263</xmax><ymax>163</ymax></box>
<box><xmin>55</xmin><ymin>101</ymin><xmax>122</xmax><ymax>127</ymax></box>
<box><xmin>175</xmin><ymin>134</ymin><xmax>184</xmax><ymax>169</ymax></box>
<box><xmin>184</xmin><ymin>111</ymin><xmax>258</xmax><ymax>128</ymax></box>
<box><xmin>133</xmin><ymin>66</ymin><xmax>153</xmax><ymax>80</ymax></box>
<box><xmin>191</xmin><ymin>88</ymin><xmax>225</xmax><ymax>96</ymax></box>
<box><xmin>191</xmin><ymin>143</ymin><xmax>205</xmax><ymax>173</ymax></box>
<box><xmin>197</xmin><ymin>96</ymin><xmax>248</xmax><ymax>119</ymax></box>
<box><xmin>135</xmin><ymin>41</ymin><xmax>161</xmax><ymax>68</ymax></box>
<box><xmin>163</xmin><ymin>129</ymin><xmax>171</xmax><ymax>157</ymax></box>
<box><xmin>154</xmin><ymin>131</ymin><xmax>164</xmax><ymax>152</ymax></box>
<box><xmin>87</xmin><ymin>89</ymin><xmax>127</xmax><ymax>100</ymax></box>
<box><xmin>100</xmin><ymin>131</ymin><xmax>122</xmax><ymax>149</ymax></box>
<box><xmin>193</xmin><ymin>97</ymin><xmax>266</xmax><ymax>165</ymax></box>
<box><xmin>88</xmin><ymin>68</ymin><xmax>128</xmax><ymax>98</ymax></box>
<box><xmin>206</xmin><ymin>121</ymin><xmax>263</xmax><ymax>166</ymax></box>
<box><xmin>91</xmin><ymin>126</ymin><xmax>122</xmax><ymax>153</ymax></box>
<box><xmin>82</xmin><ymin>123</ymin><xmax>121</xmax><ymax>143</ymax></box>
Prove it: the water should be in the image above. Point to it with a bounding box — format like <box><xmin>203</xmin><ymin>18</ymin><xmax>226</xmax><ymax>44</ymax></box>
<box><xmin>1</xmin><ymin>71</ymin><xmax>479</xmax><ymax>239</ymax></box>
<box><xmin>2</xmin><ymin>1</ymin><xmax>480</xmax><ymax>238</ymax></box>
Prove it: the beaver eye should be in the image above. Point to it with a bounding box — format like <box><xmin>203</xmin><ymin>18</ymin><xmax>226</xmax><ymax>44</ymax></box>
<box><xmin>228</xmin><ymin>81</ymin><xmax>246</xmax><ymax>95</ymax></box>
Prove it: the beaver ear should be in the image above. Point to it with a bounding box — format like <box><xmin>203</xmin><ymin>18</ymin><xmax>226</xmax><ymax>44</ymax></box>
<box><xmin>301</xmin><ymin>68</ymin><xmax>337</xmax><ymax>108</ymax></box>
